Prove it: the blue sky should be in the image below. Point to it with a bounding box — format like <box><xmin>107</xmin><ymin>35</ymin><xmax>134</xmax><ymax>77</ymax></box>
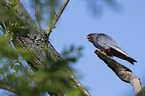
<box><xmin>47</xmin><ymin>0</ymin><xmax>145</xmax><ymax>96</ymax></box>
<box><xmin>1</xmin><ymin>0</ymin><xmax>145</xmax><ymax>96</ymax></box>
<box><xmin>49</xmin><ymin>0</ymin><xmax>145</xmax><ymax>96</ymax></box>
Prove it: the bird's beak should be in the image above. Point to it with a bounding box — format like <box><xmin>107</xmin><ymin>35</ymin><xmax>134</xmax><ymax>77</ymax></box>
<box><xmin>87</xmin><ymin>35</ymin><xmax>90</xmax><ymax>39</ymax></box>
<box><xmin>87</xmin><ymin>35</ymin><xmax>91</xmax><ymax>41</ymax></box>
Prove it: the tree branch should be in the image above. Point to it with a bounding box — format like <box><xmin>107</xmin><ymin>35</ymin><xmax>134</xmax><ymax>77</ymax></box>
<box><xmin>45</xmin><ymin>0</ymin><xmax>70</xmax><ymax>35</ymax></box>
<box><xmin>94</xmin><ymin>49</ymin><xmax>143</xmax><ymax>95</ymax></box>
<box><xmin>0</xmin><ymin>0</ymin><xmax>90</xmax><ymax>95</ymax></box>
<box><xmin>35</xmin><ymin>0</ymin><xmax>42</xmax><ymax>29</ymax></box>
<box><xmin>136</xmin><ymin>87</ymin><xmax>145</xmax><ymax>96</ymax></box>
<box><xmin>0</xmin><ymin>80</ymin><xmax>15</xmax><ymax>93</ymax></box>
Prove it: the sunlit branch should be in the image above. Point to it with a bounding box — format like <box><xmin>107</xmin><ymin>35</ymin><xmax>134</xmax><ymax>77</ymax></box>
<box><xmin>45</xmin><ymin>0</ymin><xmax>70</xmax><ymax>35</ymax></box>
<box><xmin>94</xmin><ymin>49</ymin><xmax>143</xmax><ymax>95</ymax></box>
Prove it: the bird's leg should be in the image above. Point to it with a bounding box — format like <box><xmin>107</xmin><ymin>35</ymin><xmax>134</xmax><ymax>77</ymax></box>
<box><xmin>95</xmin><ymin>49</ymin><xmax>110</xmax><ymax>58</ymax></box>
<box><xmin>99</xmin><ymin>50</ymin><xmax>106</xmax><ymax>55</ymax></box>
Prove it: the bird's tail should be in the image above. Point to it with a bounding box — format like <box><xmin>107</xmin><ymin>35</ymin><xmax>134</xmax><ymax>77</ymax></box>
<box><xmin>111</xmin><ymin>48</ymin><xmax>137</xmax><ymax>65</ymax></box>
<box><xmin>126</xmin><ymin>57</ymin><xmax>137</xmax><ymax>65</ymax></box>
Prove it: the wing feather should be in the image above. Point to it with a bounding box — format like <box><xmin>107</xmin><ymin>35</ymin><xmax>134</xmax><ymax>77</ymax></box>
<box><xmin>97</xmin><ymin>34</ymin><xmax>132</xmax><ymax>58</ymax></box>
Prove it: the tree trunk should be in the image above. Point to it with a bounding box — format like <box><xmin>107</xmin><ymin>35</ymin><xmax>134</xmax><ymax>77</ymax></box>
<box><xmin>0</xmin><ymin>0</ymin><xmax>90</xmax><ymax>95</ymax></box>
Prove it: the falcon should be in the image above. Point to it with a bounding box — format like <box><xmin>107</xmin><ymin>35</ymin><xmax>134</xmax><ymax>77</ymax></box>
<box><xmin>87</xmin><ymin>33</ymin><xmax>137</xmax><ymax>64</ymax></box>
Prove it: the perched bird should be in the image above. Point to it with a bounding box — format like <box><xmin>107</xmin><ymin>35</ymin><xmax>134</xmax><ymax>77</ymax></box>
<box><xmin>87</xmin><ymin>33</ymin><xmax>137</xmax><ymax>64</ymax></box>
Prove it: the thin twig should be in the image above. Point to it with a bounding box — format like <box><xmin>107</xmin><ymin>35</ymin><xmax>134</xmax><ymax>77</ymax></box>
<box><xmin>35</xmin><ymin>1</ymin><xmax>42</xmax><ymax>29</ymax></box>
<box><xmin>45</xmin><ymin>0</ymin><xmax>70</xmax><ymax>35</ymax></box>
<box><xmin>2</xmin><ymin>21</ymin><xmax>7</xmax><ymax>34</ymax></box>
<box><xmin>18</xmin><ymin>59</ymin><xmax>28</xmax><ymax>73</ymax></box>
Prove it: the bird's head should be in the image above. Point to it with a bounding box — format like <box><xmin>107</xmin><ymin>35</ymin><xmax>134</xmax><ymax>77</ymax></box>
<box><xmin>87</xmin><ymin>33</ymin><xmax>97</xmax><ymax>42</ymax></box>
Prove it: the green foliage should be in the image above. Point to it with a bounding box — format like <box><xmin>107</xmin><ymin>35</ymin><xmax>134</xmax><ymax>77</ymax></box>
<box><xmin>48</xmin><ymin>8</ymin><xmax>57</xmax><ymax>29</ymax></box>
<box><xmin>0</xmin><ymin>33</ymin><xmax>84</xmax><ymax>95</ymax></box>
<box><xmin>0</xmin><ymin>36</ymin><xmax>19</xmax><ymax>60</ymax></box>
<box><xmin>62</xmin><ymin>45</ymin><xmax>83</xmax><ymax>63</ymax></box>
<box><xmin>0</xmin><ymin>0</ymin><xmax>29</xmax><ymax>38</ymax></box>
<box><xmin>65</xmin><ymin>88</ymin><xmax>86</xmax><ymax>96</ymax></box>
<box><xmin>8</xmin><ymin>0</ymin><xmax>18</xmax><ymax>9</ymax></box>
<box><xmin>31</xmin><ymin>0</ymin><xmax>61</xmax><ymax>26</ymax></box>
<box><xmin>0</xmin><ymin>9</ymin><xmax>9</xmax><ymax>23</ymax></box>
<box><xmin>0</xmin><ymin>0</ymin><xmax>18</xmax><ymax>23</ymax></box>
<box><xmin>0</xmin><ymin>0</ymin><xmax>85</xmax><ymax>95</ymax></box>
<box><xmin>0</xmin><ymin>0</ymin><xmax>19</xmax><ymax>23</ymax></box>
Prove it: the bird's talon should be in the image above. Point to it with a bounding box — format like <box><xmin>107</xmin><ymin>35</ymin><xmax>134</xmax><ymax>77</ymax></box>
<box><xmin>99</xmin><ymin>50</ymin><xmax>106</xmax><ymax>55</ymax></box>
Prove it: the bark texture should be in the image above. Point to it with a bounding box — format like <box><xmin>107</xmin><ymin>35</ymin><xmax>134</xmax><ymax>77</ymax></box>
<box><xmin>0</xmin><ymin>0</ymin><xmax>90</xmax><ymax>95</ymax></box>
<box><xmin>94</xmin><ymin>49</ymin><xmax>143</xmax><ymax>95</ymax></box>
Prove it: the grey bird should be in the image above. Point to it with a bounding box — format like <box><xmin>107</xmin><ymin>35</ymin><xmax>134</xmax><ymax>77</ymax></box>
<box><xmin>87</xmin><ymin>33</ymin><xmax>137</xmax><ymax>64</ymax></box>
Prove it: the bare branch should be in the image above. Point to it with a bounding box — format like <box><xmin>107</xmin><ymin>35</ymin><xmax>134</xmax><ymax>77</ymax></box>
<box><xmin>94</xmin><ymin>49</ymin><xmax>143</xmax><ymax>95</ymax></box>
<box><xmin>136</xmin><ymin>87</ymin><xmax>145</xmax><ymax>96</ymax></box>
<box><xmin>45</xmin><ymin>0</ymin><xmax>70</xmax><ymax>35</ymax></box>
<box><xmin>35</xmin><ymin>1</ymin><xmax>42</xmax><ymax>29</ymax></box>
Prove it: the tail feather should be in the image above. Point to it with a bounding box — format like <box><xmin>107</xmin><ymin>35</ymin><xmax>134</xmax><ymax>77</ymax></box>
<box><xmin>127</xmin><ymin>57</ymin><xmax>137</xmax><ymax>65</ymax></box>
<box><xmin>110</xmin><ymin>48</ymin><xmax>137</xmax><ymax>65</ymax></box>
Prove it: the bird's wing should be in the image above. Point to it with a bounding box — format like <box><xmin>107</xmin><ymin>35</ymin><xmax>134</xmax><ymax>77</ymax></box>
<box><xmin>97</xmin><ymin>34</ymin><xmax>132</xmax><ymax>58</ymax></box>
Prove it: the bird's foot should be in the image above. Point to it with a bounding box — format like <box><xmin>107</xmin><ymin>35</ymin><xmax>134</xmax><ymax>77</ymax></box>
<box><xmin>99</xmin><ymin>50</ymin><xmax>106</xmax><ymax>55</ymax></box>
<box><xmin>97</xmin><ymin>50</ymin><xmax>110</xmax><ymax>58</ymax></box>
